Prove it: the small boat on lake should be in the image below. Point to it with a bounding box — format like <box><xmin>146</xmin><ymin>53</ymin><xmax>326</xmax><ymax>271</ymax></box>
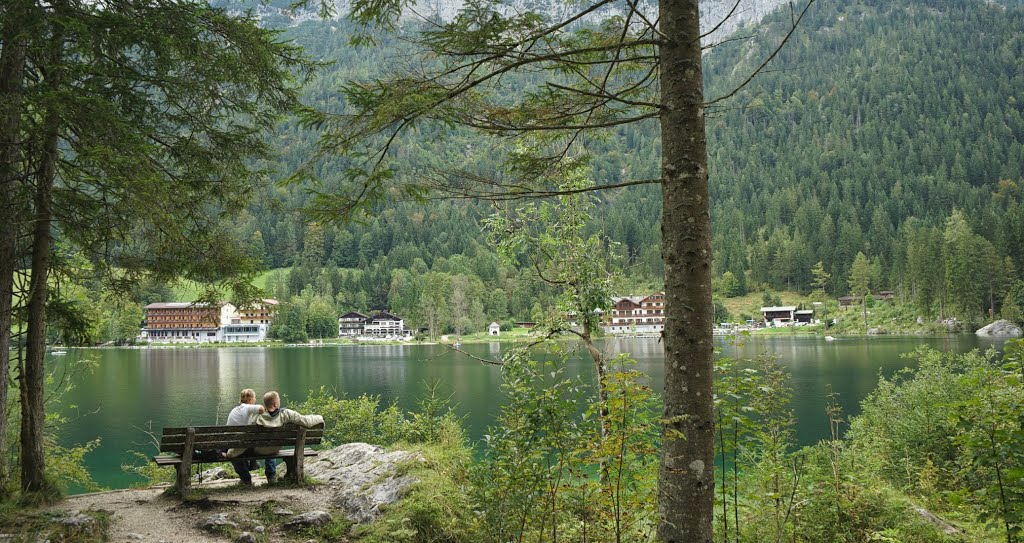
<box><xmin>824</xmin><ymin>336</ymin><xmax>836</xmax><ymax>341</ymax></box>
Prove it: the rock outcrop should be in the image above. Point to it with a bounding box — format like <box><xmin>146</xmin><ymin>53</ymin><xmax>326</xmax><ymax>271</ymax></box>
<box><xmin>193</xmin><ymin>466</ymin><xmax>232</xmax><ymax>482</ymax></box>
<box><xmin>976</xmin><ymin>320</ymin><xmax>1024</xmax><ymax>338</ymax></box>
<box><xmin>283</xmin><ymin>511</ymin><xmax>333</xmax><ymax>530</ymax></box>
<box><xmin>200</xmin><ymin>513</ymin><xmax>238</xmax><ymax>532</ymax></box>
<box><xmin>306</xmin><ymin>442</ymin><xmax>424</xmax><ymax>523</ymax></box>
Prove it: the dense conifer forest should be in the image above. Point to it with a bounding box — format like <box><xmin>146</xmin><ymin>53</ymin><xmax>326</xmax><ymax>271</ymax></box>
<box><xmin>66</xmin><ymin>0</ymin><xmax>1024</xmax><ymax>341</ymax></box>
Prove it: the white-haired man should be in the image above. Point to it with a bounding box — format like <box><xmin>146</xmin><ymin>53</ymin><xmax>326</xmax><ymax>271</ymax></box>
<box><xmin>226</xmin><ymin>391</ymin><xmax>324</xmax><ymax>485</ymax></box>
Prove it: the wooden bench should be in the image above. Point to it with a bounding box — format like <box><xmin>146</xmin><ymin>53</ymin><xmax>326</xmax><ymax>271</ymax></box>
<box><xmin>152</xmin><ymin>423</ymin><xmax>324</xmax><ymax>495</ymax></box>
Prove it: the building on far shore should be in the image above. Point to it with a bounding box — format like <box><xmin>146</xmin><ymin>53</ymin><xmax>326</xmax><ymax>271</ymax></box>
<box><xmin>222</xmin><ymin>299</ymin><xmax>278</xmax><ymax>342</ymax></box>
<box><xmin>237</xmin><ymin>299</ymin><xmax>279</xmax><ymax>325</ymax></box>
<box><xmin>604</xmin><ymin>292</ymin><xmax>665</xmax><ymax>334</ymax></box>
<box><xmin>336</xmin><ymin>310</ymin><xmax>411</xmax><ymax>338</ymax></box>
<box><xmin>795</xmin><ymin>309</ymin><xmax>814</xmax><ymax>324</ymax></box>
<box><xmin>141</xmin><ymin>299</ymin><xmax>278</xmax><ymax>343</ymax></box>
<box><xmin>488</xmin><ymin>322</ymin><xmax>501</xmax><ymax>336</ymax></box>
<box><xmin>141</xmin><ymin>302</ymin><xmax>235</xmax><ymax>343</ymax></box>
<box><xmin>364</xmin><ymin>311</ymin><xmax>406</xmax><ymax>337</ymax></box>
<box><xmin>760</xmin><ymin>306</ymin><xmax>815</xmax><ymax>327</ymax></box>
<box><xmin>338</xmin><ymin>311</ymin><xmax>369</xmax><ymax>337</ymax></box>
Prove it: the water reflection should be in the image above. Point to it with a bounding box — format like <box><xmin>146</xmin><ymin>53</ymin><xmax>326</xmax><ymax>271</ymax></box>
<box><xmin>51</xmin><ymin>335</ymin><xmax>990</xmax><ymax>492</ymax></box>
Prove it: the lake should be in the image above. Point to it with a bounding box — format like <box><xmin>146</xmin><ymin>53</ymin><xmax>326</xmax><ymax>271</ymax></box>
<box><xmin>49</xmin><ymin>335</ymin><xmax>1001</xmax><ymax>492</ymax></box>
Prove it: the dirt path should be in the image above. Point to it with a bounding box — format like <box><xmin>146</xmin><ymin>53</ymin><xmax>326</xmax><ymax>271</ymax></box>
<box><xmin>50</xmin><ymin>476</ymin><xmax>337</xmax><ymax>543</ymax></box>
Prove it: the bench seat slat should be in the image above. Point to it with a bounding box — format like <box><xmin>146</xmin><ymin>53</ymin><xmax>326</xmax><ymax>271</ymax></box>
<box><xmin>153</xmin><ymin>423</ymin><xmax>322</xmax><ymax>496</ymax></box>
<box><xmin>162</xmin><ymin>428</ymin><xmax>324</xmax><ymax>439</ymax></box>
<box><xmin>160</xmin><ymin>437</ymin><xmax>323</xmax><ymax>450</ymax></box>
<box><xmin>153</xmin><ymin>447</ymin><xmax>318</xmax><ymax>466</ymax></box>
<box><xmin>162</xmin><ymin>423</ymin><xmax>324</xmax><ymax>435</ymax></box>
<box><xmin>160</xmin><ymin>438</ymin><xmax>322</xmax><ymax>454</ymax></box>
<box><xmin>161</xmin><ymin>431</ymin><xmax>322</xmax><ymax>446</ymax></box>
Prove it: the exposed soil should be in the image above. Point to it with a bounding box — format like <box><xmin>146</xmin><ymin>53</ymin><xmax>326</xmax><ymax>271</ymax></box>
<box><xmin>46</xmin><ymin>476</ymin><xmax>337</xmax><ymax>543</ymax></box>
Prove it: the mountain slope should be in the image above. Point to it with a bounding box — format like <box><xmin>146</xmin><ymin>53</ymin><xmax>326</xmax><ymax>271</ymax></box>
<box><xmin>701</xmin><ymin>0</ymin><xmax>1024</xmax><ymax>304</ymax></box>
<box><xmin>222</xmin><ymin>0</ymin><xmax>1024</xmax><ymax>323</ymax></box>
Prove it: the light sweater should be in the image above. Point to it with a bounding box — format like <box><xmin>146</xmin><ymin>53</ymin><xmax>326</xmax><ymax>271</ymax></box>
<box><xmin>226</xmin><ymin>407</ymin><xmax>324</xmax><ymax>457</ymax></box>
<box><xmin>226</xmin><ymin>403</ymin><xmax>262</xmax><ymax>426</ymax></box>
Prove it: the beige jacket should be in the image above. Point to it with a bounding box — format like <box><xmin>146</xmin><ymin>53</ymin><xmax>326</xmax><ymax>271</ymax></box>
<box><xmin>226</xmin><ymin>408</ymin><xmax>324</xmax><ymax>457</ymax></box>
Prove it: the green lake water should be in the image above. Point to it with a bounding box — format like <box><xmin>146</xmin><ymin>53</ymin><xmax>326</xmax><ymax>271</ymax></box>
<box><xmin>49</xmin><ymin>335</ymin><xmax>1000</xmax><ymax>492</ymax></box>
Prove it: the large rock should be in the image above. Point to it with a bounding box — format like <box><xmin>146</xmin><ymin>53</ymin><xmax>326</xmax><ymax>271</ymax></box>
<box><xmin>193</xmin><ymin>466</ymin><xmax>231</xmax><ymax>482</ymax></box>
<box><xmin>306</xmin><ymin>443</ymin><xmax>424</xmax><ymax>523</ymax></box>
<box><xmin>200</xmin><ymin>513</ymin><xmax>238</xmax><ymax>532</ymax></box>
<box><xmin>940</xmin><ymin>318</ymin><xmax>962</xmax><ymax>332</ymax></box>
<box><xmin>283</xmin><ymin>511</ymin><xmax>333</xmax><ymax>530</ymax></box>
<box><xmin>976</xmin><ymin>320</ymin><xmax>1024</xmax><ymax>338</ymax></box>
<box><xmin>55</xmin><ymin>511</ymin><xmax>104</xmax><ymax>537</ymax></box>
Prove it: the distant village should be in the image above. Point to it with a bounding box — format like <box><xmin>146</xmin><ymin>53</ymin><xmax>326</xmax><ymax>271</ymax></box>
<box><xmin>137</xmin><ymin>290</ymin><xmax>894</xmax><ymax>344</ymax></box>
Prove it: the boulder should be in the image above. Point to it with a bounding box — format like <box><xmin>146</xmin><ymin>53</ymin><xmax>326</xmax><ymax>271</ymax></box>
<box><xmin>911</xmin><ymin>505</ymin><xmax>960</xmax><ymax>536</ymax></box>
<box><xmin>57</xmin><ymin>513</ymin><xmax>95</xmax><ymax>529</ymax></box>
<box><xmin>56</xmin><ymin>511</ymin><xmax>104</xmax><ymax>537</ymax></box>
<box><xmin>867</xmin><ymin>327</ymin><xmax>888</xmax><ymax>335</ymax></box>
<box><xmin>237</xmin><ymin>532</ymin><xmax>258</xmax><ymax>543</ymax></box>
<box><xmin>306</xmin><ymin>443</ymin><xmax>424</xmax><ymax>523</ymax></box>
<box><xmin>193</xmin><ymin>466</ymin><xmax>231</xmax><ymax>482</ymax></box>
<box><xmin>283</xmin><ymin>511</ymin><xmax>333</xmax><ymax>530</ymax></box>
<box><xmin>200</xmin><ymin>513</ymin><xmax>238</xmax><ymax>532</ymax></box>
<box><xmin>976</xmin><ymin>320</ymin><xmax>1023</xmax><ymax>338</ymax></box>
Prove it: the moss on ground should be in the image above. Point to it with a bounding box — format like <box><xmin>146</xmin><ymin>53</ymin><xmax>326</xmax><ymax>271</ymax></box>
<box><xmin>350</xmin><ymin>441</ymin><xmax>479</xmax><ymax>543</ymax></box>
<box><xmin>0</xmin><ymin>508</ymin><xmax>110</xmax><ymax>543</ymax></box>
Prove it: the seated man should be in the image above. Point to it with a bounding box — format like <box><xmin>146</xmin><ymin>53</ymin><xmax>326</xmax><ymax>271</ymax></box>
<box><xmin>225</xmin><ymin>388</ymin><xmax>264</xmax><ymax>484</ymax></box>
<box><xmin>227</xmin><ymin>391</ymin><xmax>324</xmax><ymax>485</ymax></box>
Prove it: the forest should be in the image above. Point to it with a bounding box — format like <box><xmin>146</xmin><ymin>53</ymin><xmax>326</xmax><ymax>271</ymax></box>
<box><xmin>52</xmin><ymin>0</ymin><xmax>1024</xmax><ymax>343</ymax></box>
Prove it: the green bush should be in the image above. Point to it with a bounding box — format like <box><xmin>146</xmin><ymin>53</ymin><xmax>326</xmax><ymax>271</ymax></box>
<box><xmin>844</xmin><ymin>343</ymin><xmax>1024</xmax><ymax>541</ymax></box>
<box><xmin>474</xmin><ymin>351</ymin><xmax>659</xmax><ymax>543</ymax></box>
<box><xmin>290</xmin><ymin>384</ymin><xmax>464</xmax><ymax>448</ymax></box>
<box><xmin>352</xmin><ymin>443</ymin><xmax>478</xmax><ymax>543</ymax></box>
<box><xmin>847</xmin><ymin>347</ymin><xmax>979</xmax><ymax>494</ymax></box>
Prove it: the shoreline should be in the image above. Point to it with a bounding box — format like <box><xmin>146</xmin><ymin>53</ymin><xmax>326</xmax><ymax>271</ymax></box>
<box><xmin>48</xmin><ymin>329</ymin><xmax>1001</xmax><ymax>351</ymax></box>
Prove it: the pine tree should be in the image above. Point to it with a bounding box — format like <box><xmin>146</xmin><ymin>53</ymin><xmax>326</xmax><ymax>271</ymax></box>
<box><xmin>297</xmin><ymin>1</ymin><xmax>814</xmax><ymax>537</ymax></box>
<box><xmin>849</xmin><ymin>252</ymin><xmax>872</xmax><ymax>327</ymax></box>
<box><xmin>0</xmin><ymin>0</ymin><xmax>313</xmax><ymax>494</ymax></box>
<box><xmin>811</xmin><ymin>261</ymin><xmax>831</xmax><ymax>295</ymax></box>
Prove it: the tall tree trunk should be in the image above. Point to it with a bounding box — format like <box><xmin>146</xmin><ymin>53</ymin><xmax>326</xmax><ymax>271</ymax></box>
<box><xmin>21</xmin><ymin>39</ymin><xmax>62</xmax><ymax>493</ymax></box>
<box><xmin>0</xmin><ymin>0</ymin><xmax>30</xmax><ymax>492</ymax></box>
<box><xmin>21</xmin><ymin>150</ymin><xmax>55</xmax><ymax>493</ymax></box>
<box><xmin>657</xmin><ymin>2</ymin><xmax>714</xmax><ymax>542</ymax></box>
<box><xmin>580</xmin><ymin>328</ymin><xmax>609</xmax><ymax>438</ymax></box>
<box><xmin>578</xmin><ymin>321</ymin><xmax>610</xmax><ymax>482</ymax></box>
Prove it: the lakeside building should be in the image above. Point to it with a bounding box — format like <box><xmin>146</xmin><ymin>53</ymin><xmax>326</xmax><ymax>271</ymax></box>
<box><xmin>223</xmin><ymin>299</ymin><xmax>279</xmax><ymax>342</ymax></box>
<box><xmin>364</xmin><ymin>311</ymin><xmax>407</xmax><ymax>337</ymax></box>
<box><xmin>761</xmin><ymin>306</ymin><xmax>797</xmax><ymax>326</ymax></box>
<box><xmin>604</xmin><ymin>292</ymin><xmax>666</xmax><ymax>334</ymax></box>
<box><xmin>336</xmin><ymin>310</ymin><xmax>412</xmax><ymax>338</ymax></box>
<box><xmin>338</xmin><ymin>311</ymin><xmax>369</xmax><ymax>337</ymax></box>
<box><xmin>141</xmin><ymin>299</ymin><xmax>278</xmax><ymax>343</ymax></box>
<box><xmin>760</xmin><ymin>306</ymin><xmax>815</xmax><ymax>326</ymax></box>
<box><xmin>795</xmin><ymin>309</ymin><xmax>814</xmax><ymax>323</ymax></box>
<box><xmin>237</xmin><ymin>299</ymin><xmax>279</xmax><ymax>325</ymax></box>
<box><xmin>141</xmin><ymin>302</ymin><xmax>236</xmax><ymax>343</ymax></box>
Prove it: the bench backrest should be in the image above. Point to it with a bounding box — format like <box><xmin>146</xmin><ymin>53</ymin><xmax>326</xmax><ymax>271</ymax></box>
<box><xmin>158</xmin><ymin>423</ymin><xmax>324</xmax><ymax>454</ymax></box>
